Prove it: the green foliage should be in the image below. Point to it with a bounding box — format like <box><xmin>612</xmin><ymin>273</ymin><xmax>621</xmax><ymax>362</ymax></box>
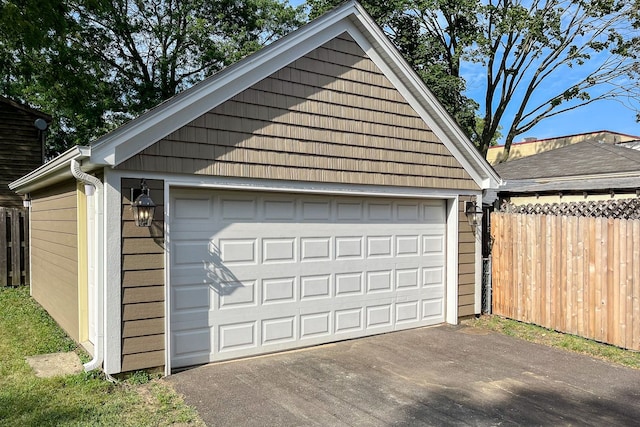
<box><xmin>3</xmin><ymin>0</ymin><xmax>638</xmax><ymax>159</ymax></box>
<box><xmin>0</xmin><ymin>286</ymin><xmax>204</xmax><ymax>426</ymax></box>
<box><xmin>1</xmin><ymin>0</ymin><xmax>304</xmax><ymax>157</ymax></box>
<box><xmin>127</xmin><ymin>370</ymin><xmax>153</xmax><ymax>385</ymax></box>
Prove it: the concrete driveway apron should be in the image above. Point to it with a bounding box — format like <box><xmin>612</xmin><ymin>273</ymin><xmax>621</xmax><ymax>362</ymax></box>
<box><xmin>166</xmin><ymin>324</ymin><xmax>640</xmax><ymax>426</ymax></box>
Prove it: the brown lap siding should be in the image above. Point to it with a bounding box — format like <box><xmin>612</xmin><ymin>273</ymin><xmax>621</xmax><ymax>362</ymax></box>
<box><xmin>121</xmin><ymin>178</ymin><xmax>165</xmax><ymax>372</ymax></box>
<box><xmin>30</xmin><ymin>180</ymin><xmax>79</xmax><ymax>340</ymax></box>
<box><xmin>458</xmin><ymin>196</ymin><xmax>478</xmax><ymax>318</ymax></box>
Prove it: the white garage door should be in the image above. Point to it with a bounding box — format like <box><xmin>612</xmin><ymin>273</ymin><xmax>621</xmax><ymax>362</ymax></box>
<box><xmin>169</xmin><ymin>189</ymin><xmax>446</xmax><ymax>368</ymax></box>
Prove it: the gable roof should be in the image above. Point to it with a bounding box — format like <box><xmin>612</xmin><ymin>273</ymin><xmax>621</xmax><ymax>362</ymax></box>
<box><xmin>495</xmin><ymin>140</ymin><xmax>640</xmax><ymax>194</ymax></box>
<box><xmin>486</xmin><ymin>130</ymin><xmax>640</xmax><ymax>165</ymax></box>
<box><xmin>496</xmin><ymin>140</ymin><xmax>640</xmax><ymax>180</ymax></box>
<box><xmin>11</xmin><ymin>0</ymin><xmax>500</xmax><ymax>193</ymax></box>
<box><xmin>0</xmin><ymin>96</ymin><xmax>52</xmax><ymax>121</ymax></box>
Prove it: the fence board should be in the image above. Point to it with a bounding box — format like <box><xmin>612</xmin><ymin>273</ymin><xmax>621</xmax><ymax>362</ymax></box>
<box><xmin>0</xmin><ymin>208</ymin><xmax>29</xmax><ymax>286</ymax></box>
<box><xmin>630</xmin><ymin>221</ymin><xmax>640</xmax><ymax>349</ymax></box>
<box><xmin>491</xmin><ymin>212</ymin><xmax>640</xmax><ymax>351</ymax></box>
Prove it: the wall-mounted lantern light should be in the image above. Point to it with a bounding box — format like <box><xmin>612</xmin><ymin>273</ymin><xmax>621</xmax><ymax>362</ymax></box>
<box><xmin>131</xmin><ymin>179</ymin><xmax>156</xmax><ymax>227</ymax></box>
<box><xmin>464</xmin><ymin>200</ymin><xmax>483</xmax><ymax>228</ymax></box>
<box><xmin>23</xmin><ymin>193</ymin><xmax>31</xmax><ymax>208</ymax></box>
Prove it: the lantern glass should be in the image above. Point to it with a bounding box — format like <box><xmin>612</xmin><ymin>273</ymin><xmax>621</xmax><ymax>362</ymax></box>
<box><xmin>131</xmin><ymin>181</ymin><xmax>156</xmax><ymax>227</ymax></box>
<box><xmin>465</xmin><ymin>201</ymin><xmax>483</xmax><ymax>227</ymax></box>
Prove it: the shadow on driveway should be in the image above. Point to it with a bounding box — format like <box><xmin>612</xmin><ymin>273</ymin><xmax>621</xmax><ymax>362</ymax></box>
<box><xmin>166</xmin><ymin>325</ymin><xmax>640</xmax><ymax>426</ymax></box>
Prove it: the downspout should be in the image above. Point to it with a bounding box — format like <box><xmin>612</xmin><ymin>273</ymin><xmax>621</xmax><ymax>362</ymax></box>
<box><xmin>70</xmin><ymin>159</ymin><xmax>104</xmax><ymax>372</ymax></box>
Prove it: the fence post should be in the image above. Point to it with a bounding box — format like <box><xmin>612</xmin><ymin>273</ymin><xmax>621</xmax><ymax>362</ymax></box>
<box><xmin>482</xmin><ymin>257</ymin><xmax>492</xmax><ymax>314</ymax></box>
<box><xmin>0</xmin><ymin>207</ymin><xmax>29</xmax><ymax>286</ymax></box>
<box><xmin>0</xmin><ymin>208</ymin><xmax>6</xmax><ymax>286</ymax></box>
<box><xmin>10</xmin><ymin>209</ymin><xmax>21</xmax><ymax>286</ymax></box>
<box><xmin>22</xmin><ymin>209</ymin><xmax>29</xmax><ymax>285</ymax></box>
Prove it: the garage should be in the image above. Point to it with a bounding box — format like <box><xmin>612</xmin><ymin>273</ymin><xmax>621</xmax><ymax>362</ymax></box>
<box><xmin>169</xmin><ymin>188</ymin><xmax>447</xmax><ymax>368</ymax></box>
<box><xmin>11</xmin><ymin>2</ymin><xmax>499</xmax><ymax>376</ymax></box>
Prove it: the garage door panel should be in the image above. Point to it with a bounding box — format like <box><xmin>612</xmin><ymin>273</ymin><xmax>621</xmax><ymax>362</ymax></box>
<box><xmin>218</xmin><ymin>321</ymin><xmax>257</xmax><ymax>352</ymax></box>
<box><xmin>396</xmin><ymin>268</ymin><xmax>419</xmax><ymax>289</ymax></box>
<box><xmin>423</xmin><ymin>267</ymin><xmax>444</xmax><ymax>286</ymax></box>
<box><xmin>366</xmin><ymin>236</ymin><xmax>393</xmax><ymax>258</ymax></box>
<box><xmin>262</xmin><ymin>238</ymin><xmax>296</xmax><ymax>263</ymax></box>
<box><xmin>423</xmin><ymin>234</ymin><xmax>445</xmax><ymax>254</ymax></box>
<box><xmin>300</xmin><ymin>274</ymin><xmax>332</xmax><ymax>299</ymax></box>
<box><xmin>218</xmin><ymin>238</ymin><xmax>257</xmax><ymax>264</ymax></box>
<box><xmin>335</xmin><ymin>272</ymin><xmax>364</xmax><ymax>296</ymax></box>
<box><xmin>218</xmin><ymin>280</ymin><xmax>257</xmax><ymax>309</ymax></box>
<box><xmin>220</xmin><ymin>197</ymin><xmax>257</xmax><ymax>220</ymax></box>
<box><xmin>262</xmin><ymin>277</ymin><xmax>296</xmax><ymax>304</ymax></box>
<box><xmin>366</xmin><ymin>303</ymin><xmax>393</xmax><ymax>328</ymax></box>
<box><xmin>170</xmin><ymin>190</ymin><xmax>447</xmax><ymax>367</ymax></box>
<box><xmin>300</xmin><ymin>311</ymin><xmax>332</xmax><ymax>339</ymax></box>
<box><xmin>262</xmin><ymin>317</ymin><xmax>297</xmax><ymax>345</ymax></box>
<box><xmin>172</xmin><ymin>285</ymin><xmax>209</xmax><ymax>311</ymax></box>
<box><xmin>366</xmin><ymin>270</ymin><xmax>393</xmax><ymax>293</ymax></box>
<box><xmin>396</xmin><ymin>300</ymin><xmax>420</xmax><ymax>324</ymax></box>
<box><xmin>173</xmin><ymin>196</ymin><xmax>212</xmax><ymax>220</ymax></box>
<box><xmin>335</xmin><ymin>307</ymin><xmax>364</xmax><ymax>333</ymax></box>
<box><xmin>301</xmin><ymin>200</ymin><xmax>331</xmax><ymax>220</ymax></box>
<box><xmin>300</xmin><ymin>237</ymin><xmax>331</xmax><ymax>261</ymax></box>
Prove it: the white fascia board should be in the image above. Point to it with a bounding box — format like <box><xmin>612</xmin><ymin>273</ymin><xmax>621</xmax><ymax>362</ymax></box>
<box><xmin>348</xmin><ymin>7</ymin><xmax>501</xmax><ymax>190</ymax></box>
<box><xmin>90</xmin><ymin>2</ymin><xmax>363</xmax><ymax>167</ymax></box>
<box><xmin>9</xmin><ymin>146</ymin><xmax>92</xmax><ymax>194</ymax></box>
<box><xmin>109</xmin><ymin>168</ymin><xmax>481</xmax><ymax>199</ymax></box>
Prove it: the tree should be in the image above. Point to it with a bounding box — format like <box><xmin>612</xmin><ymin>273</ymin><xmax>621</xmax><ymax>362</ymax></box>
<box><xmin>1</xmin><ymin>0</ymin><xmax>304</xmax><ymax>156</ymax></box>
<box><xmin>474</xmin><ymin>0</ymin><xmax>640</xmax><ymax>158</ymax></box>
<box><xmin>309</xmin><ymin>0</ymin><xmax>640</xmax><ymax>158</ymax></box>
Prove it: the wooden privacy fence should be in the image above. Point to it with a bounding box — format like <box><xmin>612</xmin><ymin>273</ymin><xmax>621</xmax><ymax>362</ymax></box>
<box><xmin>0</xmin><ymin>207</ymin><xmax>29</xmax><ymax>286</ymax></box>
<box><xmin>491</xmin><ymin>212</ymin><xmax>640</xmax><ymax>351</ymax></box>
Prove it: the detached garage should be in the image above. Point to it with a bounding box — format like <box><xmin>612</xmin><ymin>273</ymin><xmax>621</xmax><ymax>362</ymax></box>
<box><xmin>10</xmin><ymin>0</ymin><xmax>499</xmax><ymax>375</ymax></box>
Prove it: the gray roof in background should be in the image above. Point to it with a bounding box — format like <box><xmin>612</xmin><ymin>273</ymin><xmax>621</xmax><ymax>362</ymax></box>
<box><xmin>500</xmin><ymin>176</ymin><xmax>640</xmax><ymax>194</ymax></box>
<box><xmin>494</xmin><ymin>140</ymin><xmax>640</xmax><ymax>180</ymax></box>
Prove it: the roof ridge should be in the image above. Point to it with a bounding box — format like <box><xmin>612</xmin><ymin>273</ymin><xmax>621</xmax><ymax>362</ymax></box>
<box><xmin>588</xmin><ymin>140</ymin><xmax>640</xmax><ymax>164</ymax></box>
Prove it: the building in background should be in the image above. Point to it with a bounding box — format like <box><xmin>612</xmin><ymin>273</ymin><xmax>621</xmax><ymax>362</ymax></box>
<box><xmin>486</xmin><ymin>130</ymin><xmax>640</xmax><ymax>165</ymax></box>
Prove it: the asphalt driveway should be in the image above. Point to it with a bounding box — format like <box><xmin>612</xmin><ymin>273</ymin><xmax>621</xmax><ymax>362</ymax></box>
<box><xmin>167</xmin><ymin>324</ymin><xmax>640</xmax><ymax>426</ymax></box>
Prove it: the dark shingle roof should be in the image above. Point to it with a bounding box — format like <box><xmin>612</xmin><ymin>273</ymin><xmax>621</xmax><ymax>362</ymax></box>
<box><xmin>494</xmin><ymin>140</ymin><xmax>640</xmax><ymax>180</ymax></box>
<box><xmin>500</xmin><ymin>176</ymin><xmax>640</xmax><ymax>194</ymax></box>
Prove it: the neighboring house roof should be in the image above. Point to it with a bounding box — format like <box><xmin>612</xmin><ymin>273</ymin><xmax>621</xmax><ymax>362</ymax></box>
<box><xmin>619</xmin><ymin>140</ymin><xmax>640</xmax><ymax>150</ymax></box>
<box><xmin>486</xmin><ymin>130</ymin><xmax>640</xmax><ymax>165</ymax></box>
<box><xmin>495</xmin><ymin>140</ymin><xmax>640</xmax><ymax>194</ymax></box>
<box><xmin>10</xmin><ymin>0</ymin><xmax>500</xmax><ymax>194</ymax></box>
<box><xmin>0</xmin><ymin>96</ymin><xmax>52</xmax><ymax>121</ymax></box>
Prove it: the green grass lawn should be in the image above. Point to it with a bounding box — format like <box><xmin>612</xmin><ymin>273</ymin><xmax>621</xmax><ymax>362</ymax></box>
<box><xmin>466</xmin><ymin>315</ymin><xmax>640</xmax><ymax>370</ymax></box>
<box><xmin>0</xmin><ymin>286</ymin><xmax>204</xmax><ymax>427</ymax></box>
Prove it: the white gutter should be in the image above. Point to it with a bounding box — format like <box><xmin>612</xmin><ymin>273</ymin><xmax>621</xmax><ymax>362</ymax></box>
<box><xmin>10</xmin><ymin>146</ymin><xmax>91</xmax><ymax>194</ymax></box>
<box><xmin>70</xmin><ymin>159</ymin><xmax>105</xmax><ymax>372</ymax></box>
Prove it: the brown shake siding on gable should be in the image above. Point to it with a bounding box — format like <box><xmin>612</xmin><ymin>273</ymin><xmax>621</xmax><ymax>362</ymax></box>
<box><xmin>30</xmin><ymin>180</ymin><xmax>79</xmax><ymax>340</ymax></box>
<box><xmin>121</xmin><ymin>178</ymin><xmax>165</xmax><ymax>372</ymax></box>
<box><xmin>116</xmin><ymin>34</ymin><xmax>479</xmax><ymax>192</ymax></box>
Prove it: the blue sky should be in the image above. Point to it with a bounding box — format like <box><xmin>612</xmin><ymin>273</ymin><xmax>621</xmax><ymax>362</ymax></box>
<box><xmin>461</xmin><ymin>58</ymin><xmax>640</xmax><ymax>144</ymax></box>
<box><xmin>494</xmin><ymin>98</ymin><xmax>640</xmax><ymax>143</ymax></box>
